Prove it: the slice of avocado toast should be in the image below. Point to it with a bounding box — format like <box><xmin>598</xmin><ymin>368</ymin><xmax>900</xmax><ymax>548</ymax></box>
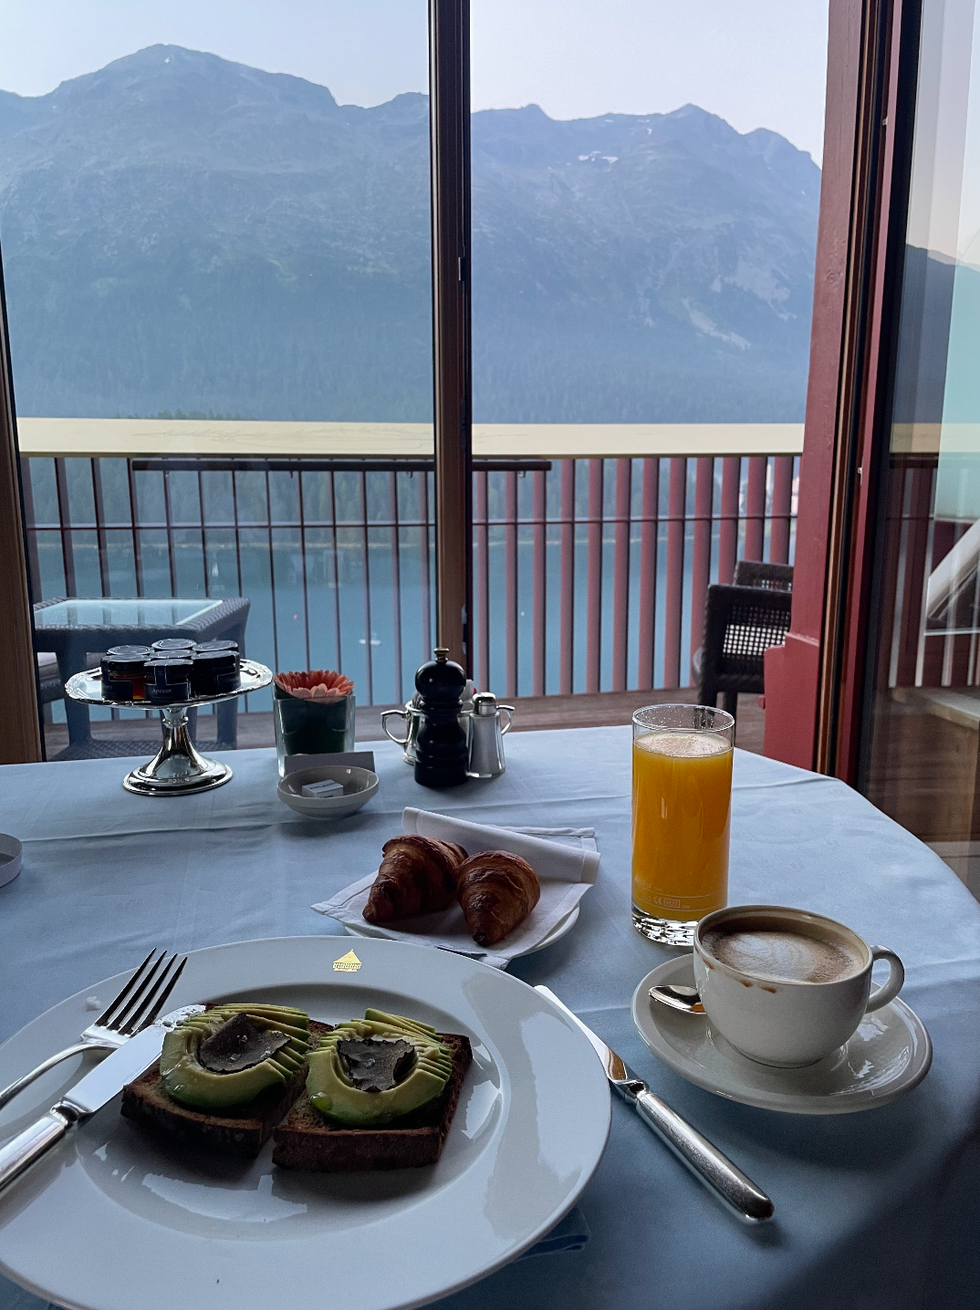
<box><xmin>160</xmin><ymin>1004</ymin><xmax>310</xmax><ymax>1108</ymax></box>
<box><xmin>121</xmin><ymin>1003</ymin><xmax>324</xmax><ymax>1159</ymax></box>
<box><xmin>306</xmin><ymin>1009</ymin><xmax>454</xmax><ymax>1126</ymax></box>
<box><xmin>273</xmin><ymin>1009</ymin><xmax>472</xmax><ymax>1172</ymax></box>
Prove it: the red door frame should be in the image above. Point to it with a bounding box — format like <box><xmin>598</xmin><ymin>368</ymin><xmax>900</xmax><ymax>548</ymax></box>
<box><xmin>765</xmin><ymin>0</ymin><xmax>922</xmax><ymax>781</ymax></box>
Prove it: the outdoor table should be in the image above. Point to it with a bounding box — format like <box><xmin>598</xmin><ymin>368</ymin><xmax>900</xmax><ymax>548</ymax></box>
<box><xmin>32</xmin><ymin>597</ymin><xmax>250</xmax><ymax>752</ymax></box>
<box><xmin>1</xmin><ymin>727</ymin><xmax>980</xmax><ymax>1310</ymax></box>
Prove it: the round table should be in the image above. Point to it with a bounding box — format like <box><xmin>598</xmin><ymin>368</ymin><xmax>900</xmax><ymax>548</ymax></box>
<box><xmin>1</xmin><ymin>728</ymin><xmax>978</xmax><ymax>1310</ymax></box>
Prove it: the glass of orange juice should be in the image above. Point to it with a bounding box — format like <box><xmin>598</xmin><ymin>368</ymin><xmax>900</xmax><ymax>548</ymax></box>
<box><xmin>631</xmin><ymin>704</ymin><xmax>735</xmax><ymax>946</ymax></box>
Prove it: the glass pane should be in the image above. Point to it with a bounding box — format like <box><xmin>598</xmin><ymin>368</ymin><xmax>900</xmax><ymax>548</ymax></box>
<box><xmin>469</xmin><ymin>0</ymin><xmax>826</xmax><ymax>700</ymax></box>
<box><xmin>1</xmin><ymin>4</ymin><xmax>435</xmax><ymax>757</ymax></box>
<box><xmin>863</xmin><ymin>0</ymin><xmax>980</xmax><ymax>893</ymax></box>
<box><xmin>34</xmin><ymin>599</ymin><xmax>221</xmax><ymax>627</ymax></box>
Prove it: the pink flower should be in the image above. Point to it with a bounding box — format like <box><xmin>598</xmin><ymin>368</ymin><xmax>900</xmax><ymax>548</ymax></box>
<box><xmin>274</xmin><ymin>669</ymin><xmax>354</xmax><ymax>701</ymax></box>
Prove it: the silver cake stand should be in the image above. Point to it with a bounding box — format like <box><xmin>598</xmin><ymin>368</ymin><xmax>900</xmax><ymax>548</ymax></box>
<box><xmin>65</xmin><ymin>659</ymin><xmax>273</xmax><ymax>796</ymax></box>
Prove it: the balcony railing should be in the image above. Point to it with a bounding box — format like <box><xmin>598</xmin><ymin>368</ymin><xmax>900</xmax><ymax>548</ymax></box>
<box><xmin>19</xmin><ymin>423</ymin><xmax>800</xmax><ymax>712</ymax></box>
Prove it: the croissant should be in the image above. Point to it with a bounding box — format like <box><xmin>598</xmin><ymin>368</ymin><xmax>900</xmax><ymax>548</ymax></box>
<box><xmin>362</xmin><ymin>835</ymin><xmax>468</xmax><ymax>923</ymax></box>
<box><xmin>456</xmin><ymin>850</ymin><xmax>540</xmax><ymax>946</ymax></box>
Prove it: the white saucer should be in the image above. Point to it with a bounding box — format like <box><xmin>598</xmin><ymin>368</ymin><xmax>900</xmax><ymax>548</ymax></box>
<box><xmin>632</xmin><ymin>954</ymin><xmax>933</xmax><ymax>1114</ymax></box>
<box><xmin>346</xmin><ymin>905</ymin><xmax>580</xmax><ymax>958</ymax></box>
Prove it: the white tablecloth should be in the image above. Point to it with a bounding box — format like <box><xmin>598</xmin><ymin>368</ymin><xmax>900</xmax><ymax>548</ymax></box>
<box><xmin>1</xmin><ymin>729</ymin><xmax>980</xmax><ymax>1310</ymax></box>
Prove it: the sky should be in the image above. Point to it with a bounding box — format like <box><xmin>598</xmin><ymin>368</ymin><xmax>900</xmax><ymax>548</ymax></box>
<box><xmin>0</xmin><ymin>0</ymin><xmax>830</xmax><ymax>161</ymax></box>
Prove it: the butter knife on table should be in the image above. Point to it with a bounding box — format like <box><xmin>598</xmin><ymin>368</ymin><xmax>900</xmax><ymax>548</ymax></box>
<box><xmin>0</xmin><ymin>1005</ymin><xmax>204</xmax><ymax>1196</ymax></box>
<box><xmin>535</xmin><ymin>986</ymin><xmax>774</xmax><ymax>1224</ymax></box>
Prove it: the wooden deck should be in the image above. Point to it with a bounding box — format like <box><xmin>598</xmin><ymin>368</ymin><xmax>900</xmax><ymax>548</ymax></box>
<box><xmin>42</xmin><ymin>690</ymin><xmax>766</xmax><ymax>759</ymax></box>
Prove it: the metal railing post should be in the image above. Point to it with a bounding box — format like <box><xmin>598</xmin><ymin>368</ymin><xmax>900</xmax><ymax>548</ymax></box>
<box><xmin>745</xmin><ymin>456</ymin><xmax>767</xmax><ymax>560</ymax></box>
<box><xmin>690</xmin><ymin>457</ymin><xmax>714</xmax><ymax>676</ymax></box>
<box><xmin>718</xmin><ymin>456</ymin><xmax>740</xmax><ymax>584</ymax></box>
<box><xmin>474</xmin><ymin>467</ymin><xmax>489</xmax><ymax>690</ymax></box>
<box><xmin>770</xmin><ymin>456</ymin><xmax>795</xmax><ymax>563</ymax></box>
<box><xmin>585</xmin><ymin>459</ymin><xmax>603</xmax><ymax>693</ymax></box>
<box><xmin>504</xmin><ymin>470</ymin><xmax>519</xmax><ymax>698</ymax></box>
<box><xmin>636</xmin><ymin>458</ymin><xmax>659</xmax><ymax>690</ymax></box>
<box><xmin>532</xmin><ymin>469</ymin><xmax>547</xmax><ymax>697</ymax></box>
<box><xmin>559</xmin><ymin>460</ymin><xmax>575</xmax><ymax>694</ymax></box>
<box><xmin>611</xmin><ymin>458</ymin><xmax>631</xmax><ymax>692</ymax></box>
<box><xmin>664</xmin><ymin>457</ymin><xmax>687</xmax><ymax>687</ymax></box>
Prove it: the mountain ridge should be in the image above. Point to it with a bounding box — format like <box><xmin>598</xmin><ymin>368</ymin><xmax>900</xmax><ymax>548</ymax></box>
<box><xmin>0</xmin><ymin>45</ymin><xmax>821</xmax><ymax>422</ymax></box>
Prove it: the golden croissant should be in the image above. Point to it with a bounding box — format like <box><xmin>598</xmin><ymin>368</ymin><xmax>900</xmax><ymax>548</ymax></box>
<box><xmin>362</xmin><ymin>835</ymin><xmax>468</xmax><ymax>923</ymax></box>
<box><xmin>456</xmin><ymin>850</ymin><xmax>540</xmax><ymax>946</ymax></box>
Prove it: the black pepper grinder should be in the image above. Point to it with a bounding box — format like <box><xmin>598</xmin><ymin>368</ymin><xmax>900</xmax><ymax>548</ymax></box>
<box><xmin>414</xmin><ymin>647</ymin><xmax>468</xmax><ymax>788</ymax></box>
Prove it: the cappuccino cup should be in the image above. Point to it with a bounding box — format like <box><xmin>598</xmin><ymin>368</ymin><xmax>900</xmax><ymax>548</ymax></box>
<box><xmin>693</xmin><ymin>905</ymin><xmax>905</xmax><ymax>1067</ymax></box>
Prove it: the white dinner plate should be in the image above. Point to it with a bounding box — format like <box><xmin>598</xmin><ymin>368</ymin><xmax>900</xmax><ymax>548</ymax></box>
<box><xmin>344</xmin><ymin>905</ymin><xmax>581</xmax><ymax>958</ymax></box>
<box><xmin>632</xmin><ymin>954</ymin><xmax>932</xmax><ymax>1115</ymax></box>
<box><xmin>0</xmin><ymin>936</ymin><xmax>610</xmax><ymax>1310</ymax></box>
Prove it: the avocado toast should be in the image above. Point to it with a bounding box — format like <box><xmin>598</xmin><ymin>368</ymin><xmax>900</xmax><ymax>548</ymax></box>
<box><xmin>122</xmin><ymin>1004</ymin><xmax>472</xmax><ymax>1170</ymax></box>
<box><xmin>121</xmin><ymin>1003</ymin><xmax>324</xmax><ymax>1159</ymax></box>
<box><xmin>273</xmin><ymin>1010</ymin><xmax>472</xmax><ymax>1171</ymax></box>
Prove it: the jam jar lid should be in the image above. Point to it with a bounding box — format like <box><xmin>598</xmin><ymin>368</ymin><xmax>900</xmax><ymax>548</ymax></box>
<box><xmin>151</xmin><ymin>638</ymin><xmax>196</xmax><ymax>652</ymax></box>
<box><xmin>194</xmin><ymin>639</ymin><xmax>239</xmax><ymax>653</ymax></box>
<box><xmin>106</xmin><ymin>644</ymin><xmax>153</xmax><ymax>658</ymax></box>
<box><xmin>192</xmin><ymin>650</ymin><xmax>238</xmax><ymax>670</ymax></box>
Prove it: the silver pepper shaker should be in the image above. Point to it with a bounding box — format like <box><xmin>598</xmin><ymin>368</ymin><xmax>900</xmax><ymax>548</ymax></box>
<box><xmin>467</xmin><ymin>692</ymin><xmax>515</xmax><ymax>779</ymax></box>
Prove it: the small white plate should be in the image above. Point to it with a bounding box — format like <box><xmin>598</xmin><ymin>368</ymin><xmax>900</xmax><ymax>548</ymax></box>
<box><xmin>0</xmin><ymin>936</ymin><xmax>610</xmax><ymax>1310</ymax></box>
<box><xmin>345</xmin><ymin>904</ymin><xmax>581</xmax><ymax>958</ymax></box>
<box><xmin>277</xmin><ymin>766</ymin><xmax>379</xmax><ymax>819</ymax></box>
<box><xmin>632</xmin><ymin>954</ymin><xmax>932</xmax><ymax>1115</ymax></box>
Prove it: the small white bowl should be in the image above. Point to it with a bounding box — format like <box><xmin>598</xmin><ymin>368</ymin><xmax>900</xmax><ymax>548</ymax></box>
<box><xmin>0</xmin><ymin>833</ymin><xmax>22</xmax><ymax>889</ymax></box>
<box><xmin>277</xmin><ymin>766</ymin><xmax>379</xmax><ymax>820</ymax></box>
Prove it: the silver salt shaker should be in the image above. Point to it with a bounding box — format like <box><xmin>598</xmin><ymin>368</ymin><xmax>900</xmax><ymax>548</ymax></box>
<box><xmin>466</xmin><ymin>692</ymin><xmax>515</xmax><ymax>778</ymax></box>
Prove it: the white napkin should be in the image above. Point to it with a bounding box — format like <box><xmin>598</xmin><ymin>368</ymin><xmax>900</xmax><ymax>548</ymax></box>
<box><xmin>312</xmin><ymin>807</ymin><xmax>600</xmax><ymax>967</ymax></box>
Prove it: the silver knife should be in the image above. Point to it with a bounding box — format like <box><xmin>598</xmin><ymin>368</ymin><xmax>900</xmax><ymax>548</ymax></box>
<box><xmin>535</xmin><ymin>985</ymin><xmax>774</xmax><ymax>1224</ymax></box>
<box><xmin>0</xmin><ymin>1005</ymin><xmax>204</xmax><ymax>1196</ymax></box>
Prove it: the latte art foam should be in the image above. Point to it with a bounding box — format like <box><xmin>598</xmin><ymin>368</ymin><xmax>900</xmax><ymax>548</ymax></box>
<box><xmin>701</xmin><ymin>925</ymin><xmax>865</xmax><ymax>983</ymax></box>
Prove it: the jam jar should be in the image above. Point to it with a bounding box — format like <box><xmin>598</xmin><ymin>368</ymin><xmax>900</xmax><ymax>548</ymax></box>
<box><xmin>190</xmin><ymin>650</ymin><xmax>241</xmax><ymax>697</ymax></box>
<box><xmin>100</xmin><ymin>655</ymin><xmax>149</xmax><ymax>702</ymax></box>
<box><xmin>145</xmin><ymin>659</ymin><xmax>194</xmax><ymax>705</ymax></box>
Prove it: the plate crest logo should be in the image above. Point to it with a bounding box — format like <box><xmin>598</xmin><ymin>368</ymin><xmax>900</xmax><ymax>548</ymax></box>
<box><xmin>333</xmin><ymin>949</ymin><xmax>362</xmax><ymax>973</ymax></box>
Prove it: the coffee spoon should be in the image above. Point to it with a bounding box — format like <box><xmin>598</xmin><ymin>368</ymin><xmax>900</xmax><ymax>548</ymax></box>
<box><xmin>649</xmin><ymin>984</ymin><xmax>704</xmax><ymax>1014</ymax></box>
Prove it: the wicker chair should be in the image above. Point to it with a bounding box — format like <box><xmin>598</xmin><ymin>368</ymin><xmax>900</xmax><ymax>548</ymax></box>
<box><xmin>696</xmin><ymin>583</ymin><xmax>793</xmax><ymax>719</ymax></box>
<box><xmin>732</xmin><ymin>560</ymin><xmax>794</xmax><ymax>591</ymax></box>
<box><xmin>36</xmin><ymin>652</ymin><xmax>65</xmax><ymax>709</ymax></box>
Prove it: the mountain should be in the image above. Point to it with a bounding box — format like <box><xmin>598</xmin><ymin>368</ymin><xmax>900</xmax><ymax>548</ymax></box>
<box><xmin>0</xmin><ymin>45</ymin><xmax>821</xmax><ymax>423</ymax></box>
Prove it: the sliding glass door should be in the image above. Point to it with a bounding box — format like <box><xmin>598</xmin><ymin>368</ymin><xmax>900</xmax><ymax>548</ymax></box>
<box><xmin>861</xmin><ymin>0</ymin><xmax>980</xmax><ymax>890</ymax></box>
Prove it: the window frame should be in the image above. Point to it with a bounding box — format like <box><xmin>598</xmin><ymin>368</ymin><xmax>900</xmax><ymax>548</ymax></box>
<box><xmin>763</xmin><ymin>0</ymin><xmax>926</xmax><ymax>782</ymax></box>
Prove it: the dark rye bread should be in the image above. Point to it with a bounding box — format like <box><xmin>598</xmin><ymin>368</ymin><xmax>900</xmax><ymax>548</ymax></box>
<box><xmin>120</xmin><ymin>1019</ymin><xmax>330</xmax><ymax>1160</ymax></box>
<box><xmin>272</xmin><ymin>1032</ymin><xmax>472</xmax><ymax>1172</ymax></box>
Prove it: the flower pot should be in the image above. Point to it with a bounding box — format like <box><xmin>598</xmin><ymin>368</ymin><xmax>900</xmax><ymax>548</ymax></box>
<box><xmin>273</xmin><ymin>685</ymin><xmax>356</xmax><ymax>776</ymax></box>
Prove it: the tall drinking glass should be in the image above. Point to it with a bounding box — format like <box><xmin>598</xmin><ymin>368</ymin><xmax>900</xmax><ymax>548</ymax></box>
<box><xmin>631</xmin><ymin>704</ymin><xmax>735</xmax><ymax>946</ymax></box>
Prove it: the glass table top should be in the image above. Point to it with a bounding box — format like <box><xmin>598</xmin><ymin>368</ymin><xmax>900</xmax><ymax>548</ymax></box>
<box><xmin>34</xmin><ymin>599</ymin><xmax>222</xmax><ymax>628</ymax></box>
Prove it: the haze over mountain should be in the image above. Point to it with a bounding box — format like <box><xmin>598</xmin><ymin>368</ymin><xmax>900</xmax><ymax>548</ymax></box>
<box><xmin>0</xmin><ymin>45</ymin><xmax>821</xmax><ymax>423</ymax></box>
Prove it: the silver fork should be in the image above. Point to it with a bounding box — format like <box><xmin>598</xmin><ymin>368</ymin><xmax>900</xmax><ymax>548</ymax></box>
<box><xmin>0</xmin><ymin>950</ymin><xmax>187</xmax><ymax>1112</ymax></box>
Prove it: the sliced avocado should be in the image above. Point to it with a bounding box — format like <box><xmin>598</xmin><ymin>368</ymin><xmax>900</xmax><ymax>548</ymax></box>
<box><xmin>160</xmin><ymin>1003</ymin><xmax>310</xmax><ymax>1109</ymax></box>
<box><xmin>198</xmin><ymin>1012</ymin><xmax>290</xmax><ymax>1072</ymax></box>
<box><xmin>307</xmin><ymin>1013</ymin><xmax>453</xmax><ymax>1125</ymax></box>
